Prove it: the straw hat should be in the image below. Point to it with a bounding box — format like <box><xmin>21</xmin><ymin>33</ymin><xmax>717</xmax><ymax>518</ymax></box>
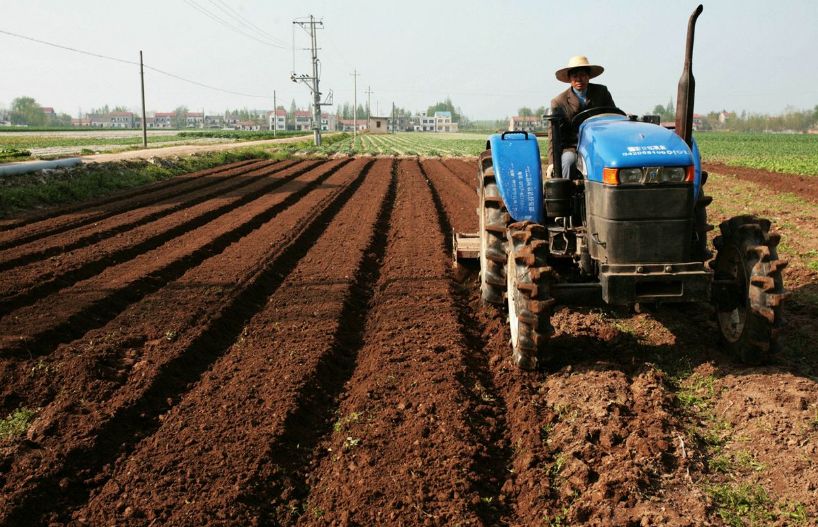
<box><xmin>555</xmin><ymin>55</ymin><xmax>604</xmax><ymax>83</ymax></box>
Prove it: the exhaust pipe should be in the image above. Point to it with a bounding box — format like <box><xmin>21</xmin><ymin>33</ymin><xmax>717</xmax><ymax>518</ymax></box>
<box><xmin>675</xmin><ymin>4</ymin><xmax>703</xmax><ymax>147</ymax></box>
<box><xmin>543</xmin><ymin>106</ymin><xmax>567</xmax><ymax>177</ymax></box>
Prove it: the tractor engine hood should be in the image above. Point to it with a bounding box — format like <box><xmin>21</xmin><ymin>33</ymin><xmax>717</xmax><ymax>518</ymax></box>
<box><xmin>578</xmin><ymin>116</ymin><xmax>694</xmax><ymax>183</ymax></box>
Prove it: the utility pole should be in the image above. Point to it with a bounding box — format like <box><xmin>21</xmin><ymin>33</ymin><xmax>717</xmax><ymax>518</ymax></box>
<box><xmin>291</xmin><ymin>15</ymin><xmax>332</xmax><ymax>146</ymax></box>
<box><xmin>140</xmin><ymin>51</ymin><xmax>147</xmax><ymax>148</ymax></box>
<box><xmin>366</xmin><ymin>86</ymin><xmax>373</xmax><ymax>127</ymax></box>
<box><xmin>350</xmin><ymin>69</ymin><xmax>360</xmax><ymax>139</ymax></box>
<box><xmin>273</xmin><ymin>90</ymin><xmax>277</xmax><ymax>137</ymax></box>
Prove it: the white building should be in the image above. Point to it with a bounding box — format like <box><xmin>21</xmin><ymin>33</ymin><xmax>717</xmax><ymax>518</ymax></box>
<box><xmin>268</xmin><ymin>109</ymin><xmax>286</xmax><ymax>131</ymax></box>
<box><xmin>508</xmin><ymin>116</ymin><xmax>541</xmax><ymax>132</ymax></box>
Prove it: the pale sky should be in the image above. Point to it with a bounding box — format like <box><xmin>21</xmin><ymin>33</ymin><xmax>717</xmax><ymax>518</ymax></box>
<box><xmin>1</xmin><ymin>0</ymin><xmax>816</xmax><ymax>120</ymax></box>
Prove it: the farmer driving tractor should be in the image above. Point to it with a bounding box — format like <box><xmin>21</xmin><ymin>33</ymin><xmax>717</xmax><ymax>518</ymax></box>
<box><xmin>547</xmin><ymin>55</ymin><xmax>616</xmax><ymax>179</ymax></box>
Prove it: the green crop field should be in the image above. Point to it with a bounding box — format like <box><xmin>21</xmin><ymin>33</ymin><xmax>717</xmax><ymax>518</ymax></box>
<box><xmin>298</xmin><ymin>131</ymin><xmax>818</xmax><ymax>177</ymax></box>
<box><xmin>0</xmin><ymin>134</ymin><xmax>195</xmax><ymax>149</ymax></box>
<box><xmin>694</xmin><ymin>132</ymin><xmax>818</xmax><ymax>176</ymax></box>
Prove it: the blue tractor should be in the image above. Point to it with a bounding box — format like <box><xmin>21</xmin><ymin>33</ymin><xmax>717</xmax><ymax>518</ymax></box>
<box><xmin>455</xmin><ymin>5</ymin><xmax>788</xmax><ymax>369</ymax></box>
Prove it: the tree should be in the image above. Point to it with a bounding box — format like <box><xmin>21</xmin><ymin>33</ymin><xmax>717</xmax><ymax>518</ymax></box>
<box><xmin>427</xmin><ymin>97</ymin><xmax>460</xmax><ymax>122</ymax></box>
<box><xmin>11</xmin><ymin>96</ymin><xmax>46</xmax><ymax>126</ymax></box>
<box><xmin>174</xmin><ymin>105</ymin><xmax>189</xmax><ymax>128</ymax></box>
<box><xmin>55</xmin><ymin>113</ymin><xmax>73</xmax><ymax>127</ymax></box>
<box><xmin>517</xmin><ymin>107</ymin><xmax>533</xmax><ymax>117</ymax></box>
<box><xmin>535</xmin><ymin>106</ymin><xmax>547</xmax><ymax>118</ymax></box>
<box><xmin>89</xmin><ymin>105</ymin><xmax>110</xmax><ymax>116</ymax></box>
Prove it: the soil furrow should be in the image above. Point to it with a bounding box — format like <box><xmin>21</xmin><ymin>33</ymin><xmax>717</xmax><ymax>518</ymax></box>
<box><xmin>443</xmin><ymin>158</ymin><xmax>482</xmax><ymax>187</ymax></box>
<box><xmin>0</xmin><ymin>159</ymin><xmax>269</xmax><ymax>250</ymax></box>
<box><xmin>0</xmin><ymin>161</ymin><xmax>301</xmax><ymax>316</ymax></box>
<box><xmin>420</xmin><ymin>158</ymin><xmax>515</xmax><ymax>523</ymax></box>
<box><xmin>420</xmin><ymin>159</ymin><xmax>478</xmax><ymax>234</ymax></box>
<box><xmin>0</xmin><ymin>158</ymin><xmax>262</xmax><ymax>234</ymax></box>
<box><xmin>0</xmin><ymin>159</ymin><xmax>329</xmax><ymax>360</ymax></box>
<box><xmin>290</xmin><ymin>159</ymin><xmax>507</xmax><ymax>527</ymax></box>
<box><xmin>75</xmin><ymin>159</ymin><xmax>395</xmax><ymax>525</ymax></box>
<box><xmin>0</xmin><ymin>158</ymin><xmax>372</xmax><ymax>525</ymax></box>
<box><xmin>0</xmin><ymin>159</ymin><xmax>290</xmax><ymax>273</ymax></box>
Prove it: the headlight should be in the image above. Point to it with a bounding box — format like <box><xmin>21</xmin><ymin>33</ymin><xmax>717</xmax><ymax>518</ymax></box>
<box><xmin>619</xmin><ymin>168</ymin><xmax>643</xmax><ymax>184</ymax></box>
<box><xmin>658</xmin><ymin>167</ymin><xmax>687</xmax><ymax>183</ymax></box>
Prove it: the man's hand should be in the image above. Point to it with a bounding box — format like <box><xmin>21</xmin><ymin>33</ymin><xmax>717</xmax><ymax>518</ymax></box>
<box><xmin>546</xmin><ymin>164</ymin><xmax>554</xmax><ymax>178</ymax></box>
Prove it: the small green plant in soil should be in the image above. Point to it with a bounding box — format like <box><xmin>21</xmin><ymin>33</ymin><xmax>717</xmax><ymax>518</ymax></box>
<box><xmin>0</xmin><ymin>408</ymin><xmax>37</xmax><ymax>439</ymax></box>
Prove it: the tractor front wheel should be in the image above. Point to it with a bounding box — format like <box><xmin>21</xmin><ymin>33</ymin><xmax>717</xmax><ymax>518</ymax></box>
<box><xmin>712</xmin><ymin>215</ymin><xmax>789</xmax><ymax>364</ymax></box>
<box><xmin>506</xmin><ymin>221</ymin><xmax>555</xmax><ymax>369</ymax></box>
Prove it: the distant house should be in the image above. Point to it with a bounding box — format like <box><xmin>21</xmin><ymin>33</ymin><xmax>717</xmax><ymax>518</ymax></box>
<box><xmin>40</xmin><ymin>106</ymin><xmax>57</xmax><ymax>121</ymax></box>
<box><xmin>434</xmin><ymin>111</ymin><xmax>457</xmax><ymax>133</ymax></box>
<box><xmin>110</xmin><ymin>111</ymin><xmax>134</xmax><ymax>129</ymax></box>
<box><xmin>268</xmin><ymin>109</ymin><xmax>286</xmax><ymax>131</ymax></box>
<box><xmin>294</xmin><ymin>111</ymin><xmax>312</xmax><ymax>131</ymax></box>
<box><xmin>133</xmin><ymin>116</ymin><xmax>155</xmax><ymax>128</ymax></box>
<box><xmin>409</xmin><ymin>113</ymin><xmax>457</xmax><ymax>132</ymax></box>
<box><xmin>718</xmin><ymin>111</ymin><xmax>735</xmax><ymax>125</ymax></box>
<box><xmin>692</xmin><ymin>113</ymin><xmax>702</xmax><ymax>130</ymax></box>
<box><xmin>71</xmin><ymin>117</ymin><xmax>91</xmax><ymax>127</ymax></box>
<box><xmin>205</xmin><ymin>115</ymin><xmax>223</xmax><ymax>128</ymax></box>
<box><xmin>411</xmin><ymin>115</ymin><xmax>435</xmax><ymax>132</ymax></box>
<box><xmin>155</xmin><ymin>112</ymin><xmax>177</xmax><ymax>128</ymax></box>
<box><xmin>236</xmin><ymin>120</ymin><xmax>261</xmax><ymax>131</ymax></box>
<box><xmin>224</xmin><ymin>114</ymin><xmax>239</xmax><ymax>128</ymax></box>
<box><xmin>320</xmin><ymin>113</ymin><xmax>336</xmax><ymax>132</ymax></box>
<box><xmin>88</xmin><ymin>113</ymin><xmax>107</xmax><ymax>128</ymax></box>
<box><xmin>509</xmin><ymin>116</ymin><xmax>541</xmax><ymax>132</ymax></box>
<box><xmin>338</xmin><ymin>118</ymin><xmax>367</xmax><ymax>132</ymax></box>
<box><xmin>186</xmin><ymin>112</ymin><xmax>204</xmax><ymax>128</ymax></box>
<box><xmin>367</xmin><ymin>116</ymin><xmax>388</xmax><ymax>134</ymax></box>
<box><xmin>391</xmin><ymin>114</ymin><xmax>409</xmax><ymax>132</ymax></box>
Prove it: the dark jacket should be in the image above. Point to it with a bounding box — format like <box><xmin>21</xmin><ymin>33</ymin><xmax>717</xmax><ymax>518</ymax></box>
<box><xmin>547</xmin><ymin>83</ymin><xmax>616</xmax><ymax>165</ymax></box>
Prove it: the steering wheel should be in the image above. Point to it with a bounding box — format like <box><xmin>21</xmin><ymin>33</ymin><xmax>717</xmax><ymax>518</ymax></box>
<box><xmin>570</xmin><ymin>106</ymin><xmax>627</xmax><ymax>130</ymax></box>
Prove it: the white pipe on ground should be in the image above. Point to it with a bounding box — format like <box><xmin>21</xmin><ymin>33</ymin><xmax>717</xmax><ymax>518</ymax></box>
<box><xmin>0</xmin><ymin>158</ymin><xmax>83</xmax><ymax>176</ymax></box>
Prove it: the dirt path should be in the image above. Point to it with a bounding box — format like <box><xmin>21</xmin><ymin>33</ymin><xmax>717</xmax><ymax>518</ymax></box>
<box><xmin>2</xmin><ymin>134</ymin><xmax>328</xmax><ymax>169</ymax></box>
<box><xmin>0</xmin><ymin>157</ymin><xmax>816</xmax><ymax>526</ymax></box>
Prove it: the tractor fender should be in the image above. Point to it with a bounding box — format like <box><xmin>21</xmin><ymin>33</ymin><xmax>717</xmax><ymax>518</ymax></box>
<box><xmin>691</xmin><ymin>136</ymin><xmax>703</xmax><ymax>202</ymax></box>
<box><xmin>486</xmin><ymin>132</ymin><xmax>544</xmax><ymax>223</ymax></box>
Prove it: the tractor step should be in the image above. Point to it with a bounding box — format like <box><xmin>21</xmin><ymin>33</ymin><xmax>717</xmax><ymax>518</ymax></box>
<box><xmin>453</xmin><ymin>232</ymin><xmax>480</xmax><ymax>267</ymax></box>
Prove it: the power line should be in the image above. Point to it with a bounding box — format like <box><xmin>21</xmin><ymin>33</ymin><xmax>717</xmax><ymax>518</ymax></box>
<box><xmin>323</xmin><ymin>29</ymin><xmax>354</xmax><ymax>70</ymax></box>
<box><xmin>212</xmin><ymin>0</ymin><xmax>291</xmax><ymax>47</ymax></box>
<box><xmin>183</xmin><ymin>0</ymin><xmax>291</xmax><ymax>50</ymax></box>
<box><xmin>0</xmin><ymin>28</ymin><xmax>292</xmax><ymax>100</ymax></box>
<box><xmin>0</xmin><ymin>28</ymin><xmax>138</xmax><ymax>66</ymax></box>
<box><xmin>143</xmin><ymin>64</ymin><xmax>277</xmax><ymax>99</ymax></box>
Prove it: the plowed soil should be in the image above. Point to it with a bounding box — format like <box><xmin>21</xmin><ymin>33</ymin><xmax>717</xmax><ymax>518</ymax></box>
<box><xmin>1</xmin><ymin>157</ymin><xmax>816</xmax><ymax>526</ymax></box>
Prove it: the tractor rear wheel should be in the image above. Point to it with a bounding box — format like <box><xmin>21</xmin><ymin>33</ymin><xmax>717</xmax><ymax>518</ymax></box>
<box><xmin>712</xmin><ymin>215</ymin><xmax>789</xmax><ymax>364</ymax></box>
<box><xmin>478</xmin><ymin>149</ymin><xmax>509</xmax><ymax>304</ymax></box>
<box><xmin>506</xmin><ymin>221</ymin><xmax>555</xmax><ymax>369</ymax></box>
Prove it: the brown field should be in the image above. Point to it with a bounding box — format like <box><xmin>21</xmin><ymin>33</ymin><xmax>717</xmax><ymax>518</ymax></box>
<box><xmin>0</xmin><ymin>156</ymin><xmax>816</xmax><ymax>526</ymax></box>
